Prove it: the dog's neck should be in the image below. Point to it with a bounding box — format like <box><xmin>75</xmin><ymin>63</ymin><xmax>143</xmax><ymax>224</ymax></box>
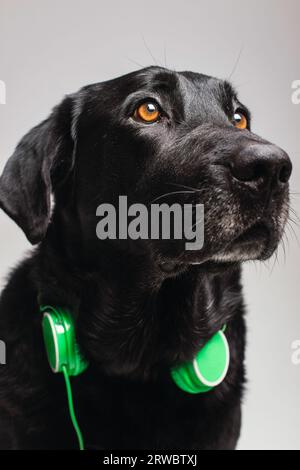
<box><xmin>36</xmin><ymin>227</ymin><xmax>241</xmax><ymax>380</ymax></box>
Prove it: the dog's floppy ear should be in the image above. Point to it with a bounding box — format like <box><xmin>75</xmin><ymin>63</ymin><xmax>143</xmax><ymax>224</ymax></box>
<box><xmin>0</xmin><ymin>96</ymin><xmax>76</xmax><ymax>245</ymax></box>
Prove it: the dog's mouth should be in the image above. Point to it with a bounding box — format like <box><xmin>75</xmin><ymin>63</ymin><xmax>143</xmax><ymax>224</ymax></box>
<box><xmin>159</xmin><ymin>219</ymin><xmax>280</xmax><ymax>274</ymax></box>
<box><xmin>210</xmin><ymin>220</ymin><xmax>277</xmax><ymax>264</ymax></box>
<box><xmin>231</xmin><ymin>221</ymin><xmax>270</xmax><ymax>248</ymax></box>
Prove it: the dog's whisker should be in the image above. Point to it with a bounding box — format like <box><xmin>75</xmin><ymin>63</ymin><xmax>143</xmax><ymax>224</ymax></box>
<box><xmin>281</xmin><ymin>236</ymin><xmax>287</xmax><ymax>266</ymax></box>
<box><xmin>167</xmin><ymin>182</ymin><xmax>205</xmax><ymax>193</ymax></box>
<box><xmin>269</xmin><ymin>250</ymin><xmax>277</xmax><ymax>275</ymax></box>
<box><xmin>228</xmin><ymin>44</ymin><xmax>245</xmax><ymax>80</ymax></box>
<box><xmin>141</xmin><ymin>35</ymin><xmax>159</xmax><ymax>66</ymax></box>
<box><xmin>287</xmin><ymin>211</ymin><xmax>300</xmax><ymax>230</ymax></box>
<box><xmin>271</xmin><ymin>245</ymin><xmax>281</xmax><ymax>274</ymax></box>
<box><xmin>150</xmin><ymin>190</ymin><xmax>197</xmax><ymax>204</ymax></box>
<box><xmin>163</xmin><ymin>43</ymin><xmax>168</xmax><ymax>68</ymax></box>
<box><xmin>288</xmin><ymin>206</ymin><xmax>300</xmax><ymax>224</ymax></box>
<box><xmin>287</xmin><ymin>215</ymin><xmax>300</xmax><ymax>230</ymax></box>
<box><xmin>286</xmin><ymin>219</ymin><xmax>300</xmax><ymax>246</ymax></box>
<box><xmin>260</xmin><ymin>256</ymin><xmax>270</xmax><ymax>274</ymax></box>
<box><xmin>287</xmin><ymin>214</ymin><xmax>300</xmax><ymax>229</ymax></box>
<box><xmin>191</xmin><ymin>216</ymin><xmax>205</xmax><ymax>230</ymax></box>
<box><xmin>283</xmin><ymin>231</ymin><xmax>290</xmax><ymax>256</ymax></box>
<box><xmin>126</xmin><ymin>57</ymin><xmax>145</xmax><ymax>68</ymax></box>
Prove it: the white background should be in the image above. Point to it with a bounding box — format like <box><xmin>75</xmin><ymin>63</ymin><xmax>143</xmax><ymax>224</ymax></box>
<box><xmin>0</xmin><ymin>0</ymin><xmax>299</xmax><ymax>450</ymax></box>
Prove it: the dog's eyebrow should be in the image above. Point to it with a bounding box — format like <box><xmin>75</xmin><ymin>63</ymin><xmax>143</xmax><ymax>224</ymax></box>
<box><xmin>121</xmin><ymin>73</ymin><xmax>180</xmax><ymax>112</ymax></box>
<box><xmin>133</xmin><ymin>69</ymin><xmax>179</xmax><ymax>95</ymax></box>
<box><xmin>150</xmin><ymin>72</ymin><xmax>179</xmax><ymax>93</ymax></box>
<box><xmin>222</xmin><ymin>80</ymin><xmax>238</xmax><ymax>101</ymax></box>
<box><xmin>221</xmin><ymin>81</ymin><xmax>251</xmax><ymax>120</ymax></box>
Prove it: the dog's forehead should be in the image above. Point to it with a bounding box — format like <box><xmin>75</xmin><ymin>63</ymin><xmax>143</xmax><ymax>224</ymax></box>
<box><xmin>101</xmin><ymin>67</ymin><xmax>233</xmax><ymax>96</ymax></box>
<box><xmin>115</xmin><ymin>67</ymin><xmax>237</xmax><ymax>117</ymax></box>
<box><xmin>177</xmin><ymin>71</ymin><xmax>237</xmax><ymax>119</ymax></box>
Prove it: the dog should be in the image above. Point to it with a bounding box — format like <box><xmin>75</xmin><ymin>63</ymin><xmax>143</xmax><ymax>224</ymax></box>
<box><xmin>0</xmin><ymin>66</ymin><xmax>292</xmax><ymax>450</ymax></box>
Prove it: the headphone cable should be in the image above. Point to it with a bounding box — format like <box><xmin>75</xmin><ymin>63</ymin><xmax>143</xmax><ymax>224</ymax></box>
<box><xmin>62</xmin><ymin>365</ymin><xmax>85</xmax><ymax>450</ymax></box>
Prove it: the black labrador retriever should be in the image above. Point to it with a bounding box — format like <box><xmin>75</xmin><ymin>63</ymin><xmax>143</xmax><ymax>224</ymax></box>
<box><xmin>0</xmin><ymin>67</ymin><xmax>292</xmax><ymax>450</ymax></box>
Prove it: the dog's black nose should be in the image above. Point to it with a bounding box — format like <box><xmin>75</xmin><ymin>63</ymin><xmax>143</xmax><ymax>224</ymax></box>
<box><xmin>229</xmin><ymin>144</ymin><xmax>292</xmax><ymax>189</ymax></box>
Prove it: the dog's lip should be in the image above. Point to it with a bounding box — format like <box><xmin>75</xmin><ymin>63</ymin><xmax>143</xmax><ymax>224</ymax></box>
<box><xmin>232</xmin><ymin>221</ymin><xmax>270</xmax><ymax>246</ymax></box>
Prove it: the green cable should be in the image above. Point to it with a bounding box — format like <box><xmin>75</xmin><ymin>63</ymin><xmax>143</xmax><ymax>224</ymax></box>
<box><xmin>62</xmin><ymin>366</ymin><xmax>85</xmax><ymax>451</ymax></box>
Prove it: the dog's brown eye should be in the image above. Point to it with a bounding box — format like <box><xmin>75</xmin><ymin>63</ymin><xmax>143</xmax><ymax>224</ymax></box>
<box><xmin>134</xmin><ymin>102</ymin><xmax>160</xmax><ymax>123</ymax></box>
<box><xmin>233</xmin><ymin>111</ymin><xmax>247</xmax><ymax>130</ymax></box>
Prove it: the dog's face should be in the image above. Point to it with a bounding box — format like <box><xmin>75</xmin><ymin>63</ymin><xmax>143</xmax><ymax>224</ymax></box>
<box><xmin>0</xmin><ymin>67</ymin><xmax>292</xmax><ymax>272</ymax></box>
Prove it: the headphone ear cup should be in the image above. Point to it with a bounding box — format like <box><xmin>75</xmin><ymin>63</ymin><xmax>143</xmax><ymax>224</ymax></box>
<box><xmin>41</xmin><ymin>307</ymin><xmax>88</xmax><ymax>376</ymax></box>
<box><xmin>171</xmin><ymin>330</ymin><xmax>230</xmax><ymax>394</ymax></box>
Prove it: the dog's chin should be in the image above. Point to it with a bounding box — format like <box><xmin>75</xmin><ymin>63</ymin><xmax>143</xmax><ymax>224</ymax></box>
<box><xmin>159</xmin><ymin>221</ymin><xmax>283</xmax><ymax>275</ymax></box>
<box><xmin>211</xmin><ymin>222</ymin><xmax>274</xmax><ymax>263</ymax></box>
<box><xmin>203</xmin><ymin>221</ymin><xmax>283</xmax><ymax>268</ymax></box>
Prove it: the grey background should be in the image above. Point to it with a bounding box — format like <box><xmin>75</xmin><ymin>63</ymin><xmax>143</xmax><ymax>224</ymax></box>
<box><xmin>0</xmin><ymin>0</ymin><xmax>299</xmax><ymax>450</ymax></box>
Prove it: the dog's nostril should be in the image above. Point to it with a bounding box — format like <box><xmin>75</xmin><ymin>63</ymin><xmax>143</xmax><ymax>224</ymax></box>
<box><xmin>230</xmin><ymin>161</ymin><xmax>269</xmax><ymax>183</ymax></box>
<box><xmin>252</xmin><ymin>162</ymin><xmax>268</xmax><ymax>182</ymax></box>
<box><xmin>278</xmin><ymin>162</ymin><xmax>292</xmax><ymax>184</ymax></box>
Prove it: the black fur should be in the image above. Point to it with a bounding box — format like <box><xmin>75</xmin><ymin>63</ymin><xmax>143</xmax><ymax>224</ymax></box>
<box><xmin>0</xmin><ymin>67</ymin><xmax>292</xmax><ymax>449</ymax></box>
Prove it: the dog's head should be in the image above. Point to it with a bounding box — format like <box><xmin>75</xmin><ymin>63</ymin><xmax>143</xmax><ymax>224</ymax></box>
<box><xmin>0</xmin><ymin>67</ymin><xmax>292</xmax><ymax>272</ymax></box>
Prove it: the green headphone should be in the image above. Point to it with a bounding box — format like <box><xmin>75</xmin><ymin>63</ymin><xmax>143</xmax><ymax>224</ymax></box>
<box><xmin>40</xmin><ymin>306</ymin><xmax>230</xmax><ymax>450</ymax></box>
<box><xmin>41</xmin><ymin>306</ymin><xmax>88</xmax><ymax>377</ymax></box>
<box><xmin>171</xmin><ymin>327</ymin><xmax>230</xmax><ymax>393</ymax></box>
